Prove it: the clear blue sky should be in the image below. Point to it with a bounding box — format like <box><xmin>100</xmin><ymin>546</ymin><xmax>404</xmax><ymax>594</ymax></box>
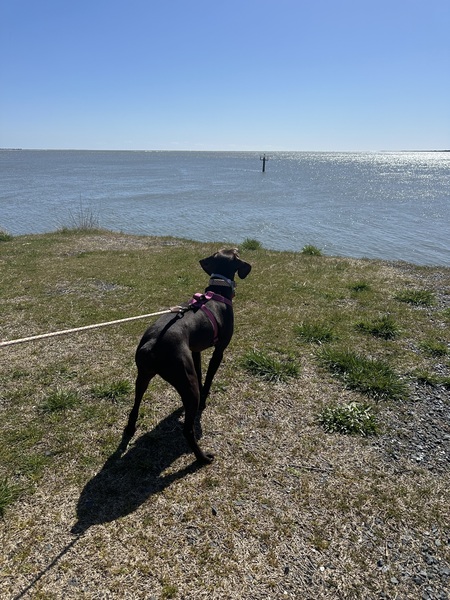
<box><xmin>1</xmin><ymin>0</ymin><xmax>449</xmax><ymax>151</ymax></box>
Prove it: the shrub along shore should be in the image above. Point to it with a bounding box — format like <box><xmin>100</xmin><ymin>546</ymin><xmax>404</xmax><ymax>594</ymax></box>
<box><xmin>1</xmin><ymin>230</ymin><xmax>449</xmax><ymax>599</ymax></box>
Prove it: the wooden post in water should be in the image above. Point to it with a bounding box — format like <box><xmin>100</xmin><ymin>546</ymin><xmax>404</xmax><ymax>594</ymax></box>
<box><xmin>260</xmin><ymin>154</ymin><xmax>269</xmax><ymax>173</ymax></box>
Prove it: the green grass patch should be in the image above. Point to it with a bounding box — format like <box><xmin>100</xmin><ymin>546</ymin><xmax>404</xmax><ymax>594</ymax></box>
<box><xmin>395</xmin><ymin>289</ymin><xmax>435</xmax><ymax>307</ymax></box>
<box><xmin>301</xmin><ymin>244</ymin><xmax>322</xmax><ymax>256</ymax></box>
<box><xmin>40</xmin><ymin>388</ymin><xmax>80</xmax><ymax>413</ymax></box>
<box><xmin>355</xmin><ymin>315</ymin><xmax>400</xmax><ymax>340</ymax></box>
<box><xmin>91</xmin><ymin>379</ymin><xmax>133</xmax><ymax>401</ymax></box>
<box><xmin>318</xmin><ymin>348</ymin><xmax>409</xmax><ymax>400</ymax></box>
<box><xmin>0</xmin><ymin>479</ymin><xmax>21</xmax><ymax>517</ymax></box>
<box><xmin>242</xmin><ymin>349</ymin><xmax>299</xmax><ymax>382</ymax></box>
<box><xmin>419</xmin><ymin>339</ymin><xmax>448</xmax><ymax>357</ymax></box>
<box><xmin>294</xmin><ymin>321</ymin><xmax>335</xmax><ymax>343</ymax></box>
<box><xmin>0</xmin><ymin>229</ymin><xmax>13</xmax><ymax>241</ymax></box>
<box><xmin>319</xmin><ymin>401</ymin><xmax>379</xmax><ymax>436</ymax></box>
<box><xmin>415</xmin><ymin>370</ymin><xmax>450</xmax><ymax>389</ymax></box>
<box><xmin>349</xmin><ymin>281</ymin><xmax>371</xmax><ymax>293</ymax></box>
<box><xmin>240</xmin><ymin>238</ymin><xmax>262</xmax><ymax>251</ymax></box>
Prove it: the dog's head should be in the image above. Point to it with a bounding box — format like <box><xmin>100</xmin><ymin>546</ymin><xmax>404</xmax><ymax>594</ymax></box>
<box><xmin>199</xmin><ymin>248</ymin><xmax>252</xmax><ymax>280</ymax></box>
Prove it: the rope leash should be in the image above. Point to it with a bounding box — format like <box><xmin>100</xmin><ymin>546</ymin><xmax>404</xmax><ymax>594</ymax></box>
<box><xmin>0</xmin><ymin>307</ymin><xmax>184</xmax><ymax>348</ymax></box>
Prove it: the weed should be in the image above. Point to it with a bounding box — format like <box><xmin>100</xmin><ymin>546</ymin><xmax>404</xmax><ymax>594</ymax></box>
<box><xmin>319</xmin><ymin>401</ymin><xmax>379</xmax><ymax>436</ymax></box>
<box><xmin>419</xmin><ymin>339</ymin><xmax>448</xmax><ymax>357</ymax></box>
<box><xmin>241</xmin><ymin>238</ymin><xmax>262</xmax><ymax>250</ymax></box>
<box><xmin>91</xmin><ymin>379</ymin><xmax>132</xmax><ymax>401</ymax></box>
<box><xmin>0</xmin><ymin>229</ymin><xmax>13</xmax><ymax>241</ymax></box>
<box><xmin>0</xmin><ymin>479</ymin><xmax>20</xmax><ymax>517</ymax></box>
<box><xmin>295</xmin><ymin>321</ymin><xmax>335</xmax><ymax>343</ymax></box>
<box><xmin>415</xmin><ymin>370</ymin><xmax>450</xmax><ymax>388</ymax></box>
<box><xmin>318</xmin><ymin>348</ymin><xmax>409</xmax><ymax>400</ymax></box>
<box><xmin>349</xmin><ymin>281</ymin><xmax>371</xmax><ymax>293</ymax></box>
<box><xmin>41</xmin><ymin>389</ymin><xmax>80</xmax><ymax>413</ymax></box>
<box><xmin>59</xmin><ymin>200</ymin><xmax>100</xmax><ymax>232</ymax></box>
<box><xmin>301</xmin><ymin>244</ymin><xmax>322</xmax><ymax>256</ymax></box>
<box><xmin>355</xmin><ymin>315</ymin><xmax>400</xmax><ymax>340</ymax></box>
<box><xmin>395</xmin><ymin>289</ymin><xmax>435</xmax><ymax>307</ymax></box>
<box><xmin>161</xmin><ymin>583</ymin><xmax>178</xmax><ymax>599</ymax></box>
<box><xmin>242</xmin><ymin>349</ymin><xmax>299</xmax><ymax>382</ymax></box>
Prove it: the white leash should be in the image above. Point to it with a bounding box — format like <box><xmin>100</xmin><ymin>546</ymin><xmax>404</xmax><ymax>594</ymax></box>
<box><xmin>0</xmin><ymin>307</ymin><xmax>183</xmax><ymax>348</ymax></box>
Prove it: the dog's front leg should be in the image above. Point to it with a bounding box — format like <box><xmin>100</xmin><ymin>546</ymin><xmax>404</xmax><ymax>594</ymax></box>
<box><xmin>200</xmin><ymin>347</ymin><xmax>224</xmax><ymax>411</ymax></box>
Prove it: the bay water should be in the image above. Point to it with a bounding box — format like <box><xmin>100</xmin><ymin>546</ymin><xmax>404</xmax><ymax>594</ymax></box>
<box><xmin>1</xmin><ymin>150</ymin><xmax>449</xmax><ymax>266</ymax></box>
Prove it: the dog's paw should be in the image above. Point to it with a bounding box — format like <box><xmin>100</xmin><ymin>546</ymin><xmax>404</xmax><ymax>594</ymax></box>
<box><xmin>199</xmin><ymin>453</ymin><xmax>215</xmax><ymax>465</ymax></box>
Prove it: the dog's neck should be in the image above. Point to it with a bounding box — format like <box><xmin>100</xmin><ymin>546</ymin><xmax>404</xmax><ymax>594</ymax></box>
<box><xmin>207</xmin><ymin>274</ymin><xmax>236</xmax><ymax>300</ymax></box>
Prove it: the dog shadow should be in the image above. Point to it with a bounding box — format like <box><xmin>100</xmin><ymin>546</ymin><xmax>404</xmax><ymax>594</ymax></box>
<box><xmin>71</xmin><ymin>407</ymin><xmax>204</xmax><ymax>535</ymax></box>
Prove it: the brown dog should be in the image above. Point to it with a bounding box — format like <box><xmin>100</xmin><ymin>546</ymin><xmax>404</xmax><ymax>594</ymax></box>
<box><xmin>123</xmin><ymin>249</ymin><xmax>251</xmax><ymax>464</ymax></box>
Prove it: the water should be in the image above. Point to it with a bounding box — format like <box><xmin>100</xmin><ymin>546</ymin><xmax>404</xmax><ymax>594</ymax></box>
<box><xmin>1</xmin><ymin>150</ymin><xmax>449</xmax><ymax>265</ymax></box>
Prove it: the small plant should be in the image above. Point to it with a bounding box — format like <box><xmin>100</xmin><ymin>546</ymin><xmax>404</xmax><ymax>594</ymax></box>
<box><xmin>419</xmin><ymin>339</ymin><xmax>448</xmax><ymax>357</ymax></box>
<box><xmin>60</xmin><ymin>200</ymin><xmax>100</xmax><ymax>232</ymax></box>
<box><xmin>301</xmin><ymin>244</ymin><xmax>322</xmax><ymax>256</ymax></box>
<box><xmin>349</xmin><ymin>281</ymin><xmax>371</xmax><ymax>292</ymax></box>
<box><xmin>415</xmin><ymin>370</ymin><xmax>450</xmax><ymax>389</ymax></box>
<box><xmin>91</xmin><ymin>379</ymin><xmax>132</xmax><ymax>401</ymax></box>
<box><xmin>41</xmin><ymin>389</ymin><xmax>80</xmax><ymax>413</ymax></box>
<box><xmin>319</xmin><ymin>401</ymin><xmax>379</xmax><ymax>436</ymax></box>
<box><xmin>241</xmin><ymin>238</ymin><xmax>262</xmax><ymax>251</ymax></box>
<box><xmin>295</xmin><ymin>321</ymin><xmax>335</xmax><ymax>343</ymax></box>
<box><xmin>0</xmin><ymin>229</ymin><xmax>13</xmax><ymax>241</ymax></box>
<box><xmin>395</xmin><ymin>289</ymin><xmax>435</xmax><ymax>307</ymax></box>
<box><xmin>355</xmin><ymin>315</ymin><xmax>400</xmax><ymax>340</ymax></box>
<box><xmin>0</xmin><ymin>478</ymin><xmax>20</xmax><ymax>517</ymax></box>
<box><xmin>318</xmin><ymin>348</ymin><xmax>408</xmax><ymax>401</ymax></box>
<box><xmin>242</xmin><ymin>349</ymin><xmax>299</xmax><ymax>382</ymax></box>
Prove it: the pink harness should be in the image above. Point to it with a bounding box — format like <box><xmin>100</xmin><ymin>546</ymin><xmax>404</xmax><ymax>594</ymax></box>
<box><xmin>189</xmin><ymin>291</ymin><xmax>232</xmax><ymax>345</ymax></box>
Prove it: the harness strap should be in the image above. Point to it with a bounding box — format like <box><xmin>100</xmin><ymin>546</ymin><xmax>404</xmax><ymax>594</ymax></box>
<box><xmin>188</xmin><ymin>291</ymin><xmax>232</xmax><ymax>345</ymax></box>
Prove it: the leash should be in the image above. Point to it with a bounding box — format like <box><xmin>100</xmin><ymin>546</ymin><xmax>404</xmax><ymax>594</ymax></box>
<box><xmin>0</xmin><ymin>307</ymin><xmax>184</xmax><ymax>348</ymax></box>
<box><xmin>1</xmin><ymin>275</ymin><xmax>236</xmax><ymax>349</ymax></box>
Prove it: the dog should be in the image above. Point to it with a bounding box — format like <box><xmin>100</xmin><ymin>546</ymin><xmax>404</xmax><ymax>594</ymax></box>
<box><xmin>123</xmin><ymin>248</ymin><xmax>251</xmax><ymax>464</ymax></box>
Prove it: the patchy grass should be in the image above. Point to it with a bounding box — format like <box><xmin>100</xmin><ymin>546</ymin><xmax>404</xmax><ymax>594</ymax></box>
<box><xmin>242</xmin><ymin>349</ymin><xmax>299</xmax><ymax>382</ymax></box>
<box><xmin>355</xmin><ymin>314</ymin><xmax>400</xmax><ymax>340</ymax></box>
<box><xmin>319</xmin><ymin>401</ymin><xmax>379</xmax><ymax>436</ymax></box>
<box><xmin>294</xmin><ymin>320</ymin><xmax>335</xmax><ymax>343</ymax></box>
<box><xmin>318</xmin><ymin>348</ymin><xmax>409</xmax><ymax>400</ymax></box>
<box><xmin>0</xmin><ymin>230</ymin><xmax>449</xmax><ymax>599</ymax></box>
<box><xmin>0</xmin><ymin>229</ymin><xmax>13</xmax><ymax>242</ymax></box>
<box><xmin>240</xmin><ymin>238</ymin><xmax>262</xmax><ymax>251</ymax></box>
<box><xmin>301</xmin><ymin>244</ymin><xmax>322</xmax><ymax>256</ymax></box>
<box><xmin>419</xmin><ymin>339</ymin><xmax>448</xmax><ymax>358</ymax></box>
<box><xmin>91</xmin><ymin>379</ymin><xmax>133</xmax><ymax>401</ymax></box>
<box><xmin>40</xmin><ymin>388</ymin><xmax>80</xmax><ymax>413</ymax></box>
<box><xmin>395</xmin><ymin>289</ymin><xmax>436</xmax><ymax>306</ymax></box>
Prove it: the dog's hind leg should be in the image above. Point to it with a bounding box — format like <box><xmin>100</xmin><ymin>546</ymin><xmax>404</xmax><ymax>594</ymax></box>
<box><xmin>124</xmin><ymin>369</ymin><xmax>155</xmax><ymax>438</ymax></box>
<box><xmin>200</xmin><ymin>347</ymin><xmax>224</xmax><ymax>411</ymax></box>
<box><xmin>164</xmin><ymin>355</ymin><xmax>214</xmax><ymax>465</ymax></box>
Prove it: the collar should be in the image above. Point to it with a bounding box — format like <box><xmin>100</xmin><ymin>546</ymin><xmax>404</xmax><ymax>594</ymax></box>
<box><xmin>209</xmin><ymin>273</ymin><xmax>236</xmax><ymax>296</ymax></box>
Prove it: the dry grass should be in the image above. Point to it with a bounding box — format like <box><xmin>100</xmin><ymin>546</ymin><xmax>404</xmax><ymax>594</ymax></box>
<box><xmin>1</xmin><ymin>231</ymin><xmax>449</xmax><ymax>599</ymax></box>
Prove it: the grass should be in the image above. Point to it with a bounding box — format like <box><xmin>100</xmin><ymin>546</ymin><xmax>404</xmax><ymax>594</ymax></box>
<box><xmin>242</xmin><ymin>349</ymin><xmax>299</xmax><ymax>382</ymax></box>
<box><xmin>0</xmin><ymin>229</ymin><xmax>13</xmax><ymax>241</ymax></box>
<box><xmin>294</xmin><ymin>320</ymin><xmax>335</xmax><ymax>343</ymax></box>
<box><xmin>40</xmin><ymin>388</ymin><xmax>80</xmax><ymax>413</ymax></box>
<box><xmin>355</xmin><ymin>314</ymin><xmax>400</xmax><ymax>339</ymax></box>
<box><xmin>301</xmin><ymin>244</ymin><xmax>322</xmax><ymax>256</ymax></box>
<box><xmin>318</xmin><ymin>347</ymin><xmax>409</xmax><ymax>400</ymax></box>
<box><xmin>91</xmin><ymin>379</ymin><xmax>133</xmax><ymax>401</ymax></box>
<box><xmin>240</xmin><ymin>238</ymin><xmax>262</xmax><ymax>251</ymax></box>
<box><xmin>419</xmin><ymin>339</ymin><xmax>448</xmax><ymax>357</ymax></box>
<box><xmin>319</xmin><ymin>401</ymin><xmax>379</xmax><ymax>436</ymax></box>
<box><xmin>0</xmin><ymin>230</ymin><xmax>449</xmax><ymax>599</ymax></box>
<box><xmin>395</xmin><ymin>289</ymin><xmax>436</xmax><ymax>306</ymax></box>
<box><xmin>0</xmin><ymin>478</ymin><xmax>20</xmax><ymax>517</ymax></box>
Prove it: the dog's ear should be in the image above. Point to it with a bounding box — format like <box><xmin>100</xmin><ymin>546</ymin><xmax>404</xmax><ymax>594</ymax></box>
<box><xmin>199</xmin><ymin>254</ymin><xmax>215</xmax><ymax>275</ymax></box>
<box><xmin>237</xmin><ymin>260</ymin><xmax>252</xmax><ymax>279</ymax></box>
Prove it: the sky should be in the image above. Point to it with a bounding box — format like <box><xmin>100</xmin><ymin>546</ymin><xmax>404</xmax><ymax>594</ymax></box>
<box><xmin>1</xmin><ymin>0</ymin><xmax>449</xmax><ymax>151</ymax></box>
